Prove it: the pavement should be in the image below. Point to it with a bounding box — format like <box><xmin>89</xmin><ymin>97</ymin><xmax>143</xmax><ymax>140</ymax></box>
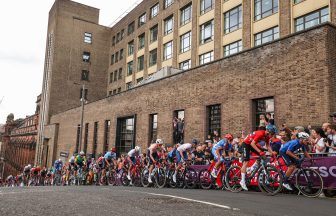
<box><xmin>0</xmin><ymin>186</ymin><xmax>335</xmax><ymax>216</ymax></box>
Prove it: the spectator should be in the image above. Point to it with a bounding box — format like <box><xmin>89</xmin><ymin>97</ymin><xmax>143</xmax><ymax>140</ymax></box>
<box><xmin>311</xmin><ymin>128</ymin><xmax>327</xmax><ymax>155</ymax></box>
<box><xmin>259</xmin><ymin>114</ymin><xmax>268</xmax><ymax>127</ymax></box>
<box><xmin>173</xmin><ymin>117</ymin><xmax>178</xmax><ymax>144</ymax></box>
<box><xmin>177</xmin><ymin>118</ymin><xmax>184</xmax><ymax>144</ymax></box>
<box><xmin>322</xmin><ymin>123</ymin><xmax>331</xmax><ymax>133</ymax></box>
<box><xmin>291</xmin><ymin>126</ymin><xmax>305</xmax><ymax>140</ymax></box>
<box><xmin>266</xmin><ymin>113</ymin><xmax>274</xmax><ymax>125</ymax></box>
<box><xmin>326</xmin><ymin>124</ymin><xmax>336</xmax><ymax>156</ymax></box>
<box><xmin>330</xmin><ymin>112</ymin><xmax>336</xmax><ymax>124</ymax></box>
<box><xmin>194</xmin><ymin>145</ymin><xmax>205</xmax><ymax>165</ymax></box>
<box><xmin>212</xmin><ymin>130</ymin><xmax>220</xmax><ymax>144</ymax></box>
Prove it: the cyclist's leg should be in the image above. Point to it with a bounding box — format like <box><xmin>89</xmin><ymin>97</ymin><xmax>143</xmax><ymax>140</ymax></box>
<box><xmin>280</xmin><ymin>152</ymin><xmax>296</xmax><ymax>190</ymax></box>
<box><xmin>240</xmin><ymin>143</ymin><xmax>252</xmax><ymax>190</ymax></box>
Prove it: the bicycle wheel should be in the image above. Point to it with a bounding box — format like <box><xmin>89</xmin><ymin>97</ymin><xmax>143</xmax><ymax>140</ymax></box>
<box><xmin>132</xmin><ymin>169</ymin><xmax>142</xmax><ymax>187</ymax></box>
<box><xmin>167</xmin><ymin>170</ymin><xmax>177</xmax><ymax>188</ymax></box>
<box><xmin>221</xmin><ymin>171</ymin><xmax>229</xmax><ymax>191</ymax></box>
<box><xmin>141</xmin><ymin>168</ymin><xmax>150</xmax><ymax>187</ymax></box>
<box><xmin>154</xmin><ymin>168</ymin><xmax>166</xmax><ymax>188</ymax></box>
<box><xmin>296</xmin><ymin>168</ymin><xmax>323</xmax><ymax>198</ymax></box>
<box><xmin>121</xmin><ymin>170</ymin><xmax>130</xmax><ymax>186</ymax></box>
<box><xmin>225</xmin><ymin>165</ymin><xmax>243</xmax><ymax>192</ymax></box>
<box><xmin>175</xmin><ymin>170</ymin><xmax>184</xmax><ymax>188</ymax></box>
<box><xmin>258</xmin><ymin>165</ymin><xmax>283</xmax><ymax>196</ymax></box>
<box><xmin>184</xmin><ymin>168</ymin><xmax>197</xmax><ymax>189</ymax></box>
<box><xmin>198</xmin><ymin>169</ymin><xmax>212</xmax><ymax>190</ymax></box>
<box><xmin>108</xmin><ymin>171</ymin><xmax>116</xmax><ymax>186</ymax></box>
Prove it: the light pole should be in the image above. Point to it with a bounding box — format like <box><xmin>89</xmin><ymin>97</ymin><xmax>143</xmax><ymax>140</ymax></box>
<box><xmin>74</xmin><ymin>83</ymin><xmax>85</xmax><ymax>153</ymax></box>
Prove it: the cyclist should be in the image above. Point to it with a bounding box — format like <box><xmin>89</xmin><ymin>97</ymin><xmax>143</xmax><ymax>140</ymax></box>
<box><xmin>54</xmin><ymin>158</ymin><xmax>63</xmax><ymax>173</ymax></box>
<box><xmin>211</xmin><ymin>134</ymin><xmax>234</xmax><ymax>178</ymax></box>
<box><xmin>75</xmin><ymin>151</ymin><xmax>87</xmax><ymax>171</ymax></box>
<box><xmin>280</xmin><ymin>132</ymin><xmax>312</xmax><ymax>190</ymax></box>
<box><xmin>240</xmin><ymin>125</ymin><xmax>275</xmax><ymax>190</ymax></box>
<box><xmin>104</xmin><ymin>148</ymin><xmax>117</xmax><ymax>168</ymax></box>
<box><xmin>173</xmin><ymin>139</ymin><xmax>198</xmax><ymax>182</ymax></box>
<box><xmin>127</xmin><ymin>146</ymin><xmax>141</xmax><ymax>180</ymax></box>
<box><xmin>147</xmin><ymin>139</ymin><xmax>164</xmax><ymax>183</ymax></box>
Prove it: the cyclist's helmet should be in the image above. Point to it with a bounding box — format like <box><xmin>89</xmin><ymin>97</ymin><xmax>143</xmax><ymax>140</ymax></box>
<box><xmin>79</xmin><ymin>151</ymin><xmax>85</xmax><ymax>156</ymax></box>
<box><xmin>191</xmin><ymin>139</ymin><xmax>199</xmax><ymax>145</ymax></box>
<box><xmin>224</xmin><ymin>134</ymin><xmax>234</xmax><ymax>141</ymax></box>
<box><xmin>135</xmin><ymin>146</ymin><xmax>140</xmax><ymax>151</ymax></box>
<box><xmin>58</xmin><ymin>158</ymin><xmax>62</xmax><ymax>162</ymax></box>
<box><xmin>28</xmin><ymin>164</ymin><xmax>32</xmax><ymax>169</ymax></box>
<box><xmin>266</xmin><ymin>124</ymin><xmax>277</xmax><ymax>134</ymax></box>
<box><xmin>156</xmin><ymin>139</ymin><xmax>164</xmax><ymax>145</ymax></box>
<box><xmin>297</xmin><ymin>132</ymin><xmax>310</xmax><ymax>140</ymax></box>
<box><xmin>111</xmin><ymin>147</ymin><xmax>116</xmax><ymax>152</ymax></box>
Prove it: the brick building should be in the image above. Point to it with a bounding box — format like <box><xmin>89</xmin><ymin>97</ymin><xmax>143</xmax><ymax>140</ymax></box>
<box><xmin>37</xmin><ymin>0</ymin><xmax>336</xmax><ymax>166</ymax></box>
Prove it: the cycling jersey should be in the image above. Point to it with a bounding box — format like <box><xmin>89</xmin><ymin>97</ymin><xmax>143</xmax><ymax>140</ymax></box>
<box><xmin>270</xmin><ymin>137</ymin><xmax>282</xmax><ymax>154</ymax></box>
<box><xmin>104</xmin><ymin>151</ymin><xmax>116</xmax><ymax>160</ymax></box>
<box><xmin>75</xmin><ymin>155</ymin><xmax>86</xmax><ymax>166</ymax></box>
<box><xmin>177</xmin><ymin>143</ymin><xmax>192</xmax><ymax>152</ymax></box>
<box><xmin>212</xmin><ymin>139</ymin><xmax>232</xmax><ymax>151</ymax></box>
<box><xmin>128</xmin><ymin>149</ymin><xmax>139</xmax><ymax>157</ymax></box>
<box><xmin>243</xmin><ymin>130</ymin><xmax>269</xmax><ymax>145</ymax></box>
<box><xmin>54</xmin><ymin>160</ymin><xmax>63</xmax><ymax>171</ymax></box>
<box><xmin>280</xmin><ymin>139</ymin><xmax>306</xmax><ymax>154</ymax></box>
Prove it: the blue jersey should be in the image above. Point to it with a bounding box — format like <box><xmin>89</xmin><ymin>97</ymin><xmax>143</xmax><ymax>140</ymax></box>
<box><xmin>104</xmin><ymin>151</ymin><xmax>116</xmax><ymax>160</ymax></box>
<box><xmin>212</xmin><ymin>139</ymin><xmax>231</xmax><ymax>152</ymax></box>
<box><xmin>280</xmin><ymin>139</ymin><xmax>306</xmax><ymax>154</ymax></box>
<box><xmin>168</xmin><ymin>149</ymin><xmax>176</xmax><ymax>158</ymax></box>
<box><xmin>54</xmin><ymin>160</ymin><xmax>63</xmax><ymax>171</ymax></box>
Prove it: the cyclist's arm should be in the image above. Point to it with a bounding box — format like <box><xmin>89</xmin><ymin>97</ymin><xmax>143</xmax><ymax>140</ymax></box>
<box><xmin>265</xmin><ymin>142</ymin><xmax>274</xmax><ymax>155</ymax></box>
<box><xmin>250</xmin><ymin>140</ymin><xmax>262</xmax><ymax>154</ymax></box>
<box><xmin>303</xmin><ymin>150</ymin><xmax>311</xmax><ymax>159</ymax></box>
<box><xmin>286</xmin><ymin>150</ymin><xmax>299</xmax><ymax>160</ymax></box>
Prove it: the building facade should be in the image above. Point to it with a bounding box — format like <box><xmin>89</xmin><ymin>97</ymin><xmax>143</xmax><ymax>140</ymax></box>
<box><xmin>37</xmin><ymin>0</ymin><xmax>336</xmax><ymax>166</ymax></box>
<box><xmin>0</xmin><ymin>114</ymin><xmax>39</xmax><ymax>178</ymax></box>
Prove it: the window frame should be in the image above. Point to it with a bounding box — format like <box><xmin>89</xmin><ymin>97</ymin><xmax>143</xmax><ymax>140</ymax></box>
<box><xmin>150</xmin><ymin>24</ymin><xmax>158</xmax><ymax>43</ymax></box>
<box><xmin>138</xmin><ymin>33</ymin><xmax>145</xmax><ymax>50</ymax></box>
<box><xmin>180</xmin><ymin>31</ymin><xmax>191</xmax><ymax>53</ymax></box>
<box><xmin>163</xmin><ymin>41</ymin><xmax>173</xmax><ymax>61</ymax></box>
<box><xmin>138</xmin><ymin>13</ymin><xmax>146</xmax><ymax>27</ymax></box>
<box><xmin>224</xmin><ymin>40</ymin><xmax>242</xmax><ymax>57</ymax></box>
<box><xmin>294</xmin><ymin>7</ymin><xmax>329</xmax><ymax>32</ymax></box>
<box><xmin>127</xmin><ymin>61</ymin><xmax>134</xmax><ymax>76</ymax></box>
<box><xmin>199</xmin><ymin>51</ymin><xmax>214</xmax><ymax>65</ymax></box>
<box><xmin>81</xmin><ymin>70</ymin><xmax>89</xmax><ymax>81</ymax></box>
<box><xmin>137</xmin><ymin>55</ymin><xmax>144</xmax><ymax>72</ymax></box>
<box><xmin>224</xmin><ymin>5</ymin><xmax>242</xmax><ymax>34</ymax></box>
<box><xmin>200</xmin><ymin>0</ymin><xmax>213</xmax><ymax>15</ymax></box>
<box><xmin>199</xmin><ymin>20</ymin><xmax>214</xmax><ymax>44</ymax></box>
<box><xmin>254</xmin><ymin>0</ymin><xmax>279</xmax><ymax>21</ymax></box>
<box><xmin>82</xmin><ymin>51</ymin><xmax>91</xmax><ymax>62</ymax></box>
<box><xmin>150</xmin><ymin>3</ymin><xmax>160</xmax><ymax>18</ymax></box>
<box><xmin>164</xmin><ymin>15</ymin><xmax>174</xmax><ymax>35</ymax></box>
<box><xmin>180</xmin><ymin>3</ymin><xmax>192</xmax><ymax>26</ymax></box>
<box><xmin>179</xmin><ymin>59</ymin><xmax>191</xmax><ymax>70</ymax></box>
<box><xmin>149</xmin><ymin>49</ymin><xmax>158</xmax><ymax>67</ymax></box>
<box><xmin>254</xmin><ymin>26</ymin><xmax>279</xmax><ymax>46</ymax></box>
<box><xmin>84</xmin><ymin>32</ymin><xmax>92</xmax><ymax>44</ymax></box>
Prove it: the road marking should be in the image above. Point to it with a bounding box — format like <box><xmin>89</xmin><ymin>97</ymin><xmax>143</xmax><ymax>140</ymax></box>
<box><xmin>121</xmin><ymin>189</ymin><xmax>239</xmax><ymax>211</ymax></box>
<box><xmin>0</xmin><ymin>189</ymin><xmax>54</xmax><ymax>195</ymax></box>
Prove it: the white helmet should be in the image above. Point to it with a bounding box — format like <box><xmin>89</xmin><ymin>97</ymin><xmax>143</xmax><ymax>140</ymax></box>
<box><xmin>135</xmin><ymin>146</ymin><xmax>140</xmax><ymax>151</ymax></box>
<box><xmin>79</xmin><ymin>151</ymin><xmax>85</xmax><ymax>156</ymax></box>
<box><xmin>297</xmin><ymin>132</ymin><xmax>310</xmax><ymax>140</ymax></box>
<box><xmin>156</xmin><ymin>139</ymin><xmax>164</xmax><ymax>144</ymax></box>
<box><xmin>28</xmin><ymin>164</ymin><xmax>32</xmax><ymax>169</ymax></box>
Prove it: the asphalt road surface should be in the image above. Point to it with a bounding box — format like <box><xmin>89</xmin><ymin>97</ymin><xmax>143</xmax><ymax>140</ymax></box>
<box><xmin>0</xmin><ymin>186</ymin><xmax>335</xmax><ymax>216</ymax></box>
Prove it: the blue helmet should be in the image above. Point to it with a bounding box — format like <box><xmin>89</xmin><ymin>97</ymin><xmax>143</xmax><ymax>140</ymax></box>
<box><xmin>266</xmin><ymin>124</ymin><xmax>277</xmax><ymax>134</ymax></box>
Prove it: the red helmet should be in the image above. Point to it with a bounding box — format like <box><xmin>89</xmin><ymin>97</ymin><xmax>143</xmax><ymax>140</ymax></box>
<box><xmin>224</xmin><ymin>134</ymin><xmax>233</xmax><ymax>141</ymax></box>
<box><xmin>111</xmin><ymin>147</ymin><xmax>116</xmax><ymax>152</ymax></box>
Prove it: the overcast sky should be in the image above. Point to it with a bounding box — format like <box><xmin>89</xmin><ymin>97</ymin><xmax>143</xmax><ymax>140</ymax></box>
<box><xmin>0</xmin><ymin>0</ymin><xmax>138</xmax><ymax>124</ymax></box>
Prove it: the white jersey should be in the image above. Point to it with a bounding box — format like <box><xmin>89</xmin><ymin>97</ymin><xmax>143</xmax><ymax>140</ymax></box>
<box><xmin>177</xmin><ymin>143</ymin><xmax>192</xmax><ymax>152</ymax></box>
<box><xmin>128</xmin><ymin>149</ymin><xmax>140</xmax><ymax>157</ymax></box>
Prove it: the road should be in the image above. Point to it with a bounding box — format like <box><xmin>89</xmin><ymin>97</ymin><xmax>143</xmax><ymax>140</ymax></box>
<box><xmin>0</xmin><ymin>186</ymin><xmax>335</xmax><ymax>216</ymax></box>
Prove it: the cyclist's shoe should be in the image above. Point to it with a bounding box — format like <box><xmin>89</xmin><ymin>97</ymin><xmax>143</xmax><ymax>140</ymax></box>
<box><xmin>211</xmin><ymin>169</ymin><xmax>218</xmax><ymax>178</ymax></box>
<box><xmin>240</xmin><ymin>180</ymin><xmax>248</xmax><ymax>191</ymax></box>
<box><xmin>127</xmin><ymin>175</ymin><xmax>131</xmax><ymax>180</ymax></box>
<box><xmin>148</xmin><ymin>176</ymin><xmax>153</xmax><ymax>183</ymax></box>
<box><xmin>282</xmin><ymin>183</ymin><xmax>293</xmax><ymax>191</ymax></box>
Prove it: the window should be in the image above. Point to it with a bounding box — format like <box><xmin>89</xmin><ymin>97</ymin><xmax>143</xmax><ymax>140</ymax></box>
<box><xmin>92</xmin><ymin>122</ymin><xmax>98</xmax><ymax>158</ymax></box>
<box><xmin>163</xmin><ymin>41</ymin><xmax>173</xmax><ymax>60</ymax></box>
<box><xmin>293</xmin><ymin>0</ymin><xmax>304</xmax><ymax>4</ymax></box>
<box><xmin>200</xmin><ymin>20</ymin><xmax>214</xmax><ymax>44</ymax></box>
<box><xmin>224</xmin><ymin>40</ymin><xmax>242</xmax><ymax>57</ymax></box>
<box><xmin>116</xmin><ymin>32</ymin><xmax>120</xmax><ymax>43</ymax></box>
<box><xmin>180</xmin><ymin>3</ymin><xmax>192</xmax><ymax>26</ymax></box>
<box><xmin>126</xmin><ymin>82</ymin><xmax>133</xmax><ymax>90</ymax></box>
<box><xmin>114</xmin><ymin>70</ymin><xmax>118</xmax><ymax>81</ymax></box>
<box><xmin>207</xmin><ymin>104</ymin><xmax>221</xmax><ymax>138</ymax></box>
<box><xmin>109</xmin><ymin>91</ymin><xmax>112</xmax><ymax>96</ymax></box>
<box><xmin>295</xmin><ymin>7</ymin><xmax>329</xmax><ymax>32</ymax></box>
<box><xmin>253</xmin><ymin>97</ymin><xmax>274</xmax><ymax>129</ymax></box>
<box><xmin>118</xmin><ymin>68</ymin><xmax>123</xmax><ymax>80</ymax></box>
<box><xmin>128</xmin><ymin>41</ymin><xmax>134</xmax><ymax>56</ymax></box>
<box><xmin>80</xmin><ymin>88</ymin><xmax>88</xmax><ymax>100</ymax></box>
<box><xmin>103</xmin><ymin>120</ymin><xmax>110</xmax><ymax>153</ymax></box>
<box><xmin>224</xmin><ymin>5</ymin><xmax>242</xmax><ymax>34</ymax></box>
<box><xmin>120</xmin><ymin>29</ymin><xmax>125</xmax><ymax>41</ymax></box>
<box><xmin>137</xmin><ymin>77</ymin><xmax>144</xmax><ymax>83</ymax></box>
<box><xmin>164</xmin><ymin>0</ymin><xmax>174</xmax><ymax>9</ymax></box>
<box><xmin>118</xmin><ymin>87</ymin><xmax>121</xmax><ymax>93</ymax></box>
<box><xmin>150</xmin><ymin>25</ymin><xmax>158</xmax><ymax>43</ymax></box>
<box><xmin>254</xmin><ymin>0</ymin><xmax>278</xmax><ymax>21</ymax></box>
<box><xmin>173</xmin><ymin>110</ymin><xmax>184</xmax><ymax>144</ymax></box>
<box><xmin>151</xmin><ymin>3</ymin><xmax>159</xmax><ymax>18</ymax></box>
<box><xmin>84</xmin><ymin>32</ymin><xmax>92</xmax><ymax>44</ymax></box>
<box><xmin>138</xmin><ymin>33</ymin><xmax>145</xmax><ymax>50</ymax></box>
<box><xmin>115</xmin><ymin>51</ymin><xmax>119</xmax><ymax>63</ymax></box>
<box><xmin>150</xmin><ymin>114</ymin><xmax>158</xmax><ymax>143</ymax></box>
<box><xmin>113</xmin><ymin>89</ymin><xmax>117</xmax><ymax>95</ymax></box>
<box><xmin>111</xmin><ymin>54</ymin><xmax>115</xmax><ymax>65</ymax></box>
<box><xmin>83</xmin><ymin>123</ymin><xmax>89</xmax><ymax>154</ymax></box>
<box><xmin>128</xmin><ymin>22</ymin><xmax>135</xmax><ymax>35</ymax></box>
<box><xmin>116</xmin><ymin>116</ymin><xmax>135</xmax><ymax>156</ymax></box>
<box><xmin>137</xmin><ymin>55</ymin><xmax>144</xmax><ymax>71</ymax></box>
<box><xmin>149</xmin><ymin>49</ymin><xmax>157</xmax><ymax>66</ymax></box>
<box><xmin>120</xmin><ymin>49</ymin><xmax>124</xmax><ymax>60</ymax></box>
<box><xmin>138</xmin><ymin>13</ymin><xmax>146</xmax><ymax>27</ymax></box>
<box><xmin>199</xmin><ymin>51</ymin><xmax>214</xmax><ymax>65</ymax></box>
<box><xmin>254</xmin><ymin>26</ymin><xmax>279</xmax><ymax>46</ymax></box>
<box><xmin>127</xmin><ymin>61</ymin><xmax>133</xmax><ymax>76</ymax></box>
<box><xmin>112</xmin><ymin>36</ymin><xmax>116</xmax><ymax>46</ymax></box>
<box><xmin>179</xmin><ymin>59</ymin><xmax>191</xmax><ymax>70</ymax></box>
<box><xmin>164</xmin><ymin>15</ymin><xmax>174</xmax><ymax>35</ymax></box>
<box><xmin>82</xmin><ymin>51</ymin><xmax>90</xmax><ymax>62</ymax></box>
<box><xmin>81</xmin><ymin>70</ymin><xmax>89</xmax><ymax>81</ymax></box>
<box><xmin>109</xmin><ymin>72</ymin><xmax>113</xmax><ymax>83</ymax></box>
<box><xmin>200</xmin><ymin>0</ymin><xmax>213</xmax><ymax>15</ymax></box>
<box><xmin>75</xmin><ymin>124</ymin><xmax>80</xmax><ymax>153</ymax></box>
<box><xmin>180</xmin><ymin>31</ymin><xmax>191</xmax><ymax>53</ymax></box>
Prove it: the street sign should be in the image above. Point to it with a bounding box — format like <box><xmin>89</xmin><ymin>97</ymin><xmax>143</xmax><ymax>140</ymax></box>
<box><xmin>60</xmin><ymin>151</ymin><xmax>69</xmax><ymax>157</ymax></box>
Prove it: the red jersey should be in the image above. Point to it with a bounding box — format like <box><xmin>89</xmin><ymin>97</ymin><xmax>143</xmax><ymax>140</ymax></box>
<box><xmin>243</xmin><ymin>130</ymin><xmax>269</xmax><ymax>145</ymax></box>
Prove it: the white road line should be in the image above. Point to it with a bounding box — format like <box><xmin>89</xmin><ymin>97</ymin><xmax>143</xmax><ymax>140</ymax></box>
<box><xmin>121</xmin><ymin>189</ymin><xmax>240</xmax><ymax>211</ymax></box>
<box><xmin>0</xmin><ymin>189</ymin><xmax>54</xmax><ymax>195</ymax></box>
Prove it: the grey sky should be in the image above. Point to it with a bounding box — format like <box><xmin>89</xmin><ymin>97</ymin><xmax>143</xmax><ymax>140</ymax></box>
<box><xmin>0</xmin><ymin>0</ymin><xmax>138</xmax><ymax>123</ymax></box>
